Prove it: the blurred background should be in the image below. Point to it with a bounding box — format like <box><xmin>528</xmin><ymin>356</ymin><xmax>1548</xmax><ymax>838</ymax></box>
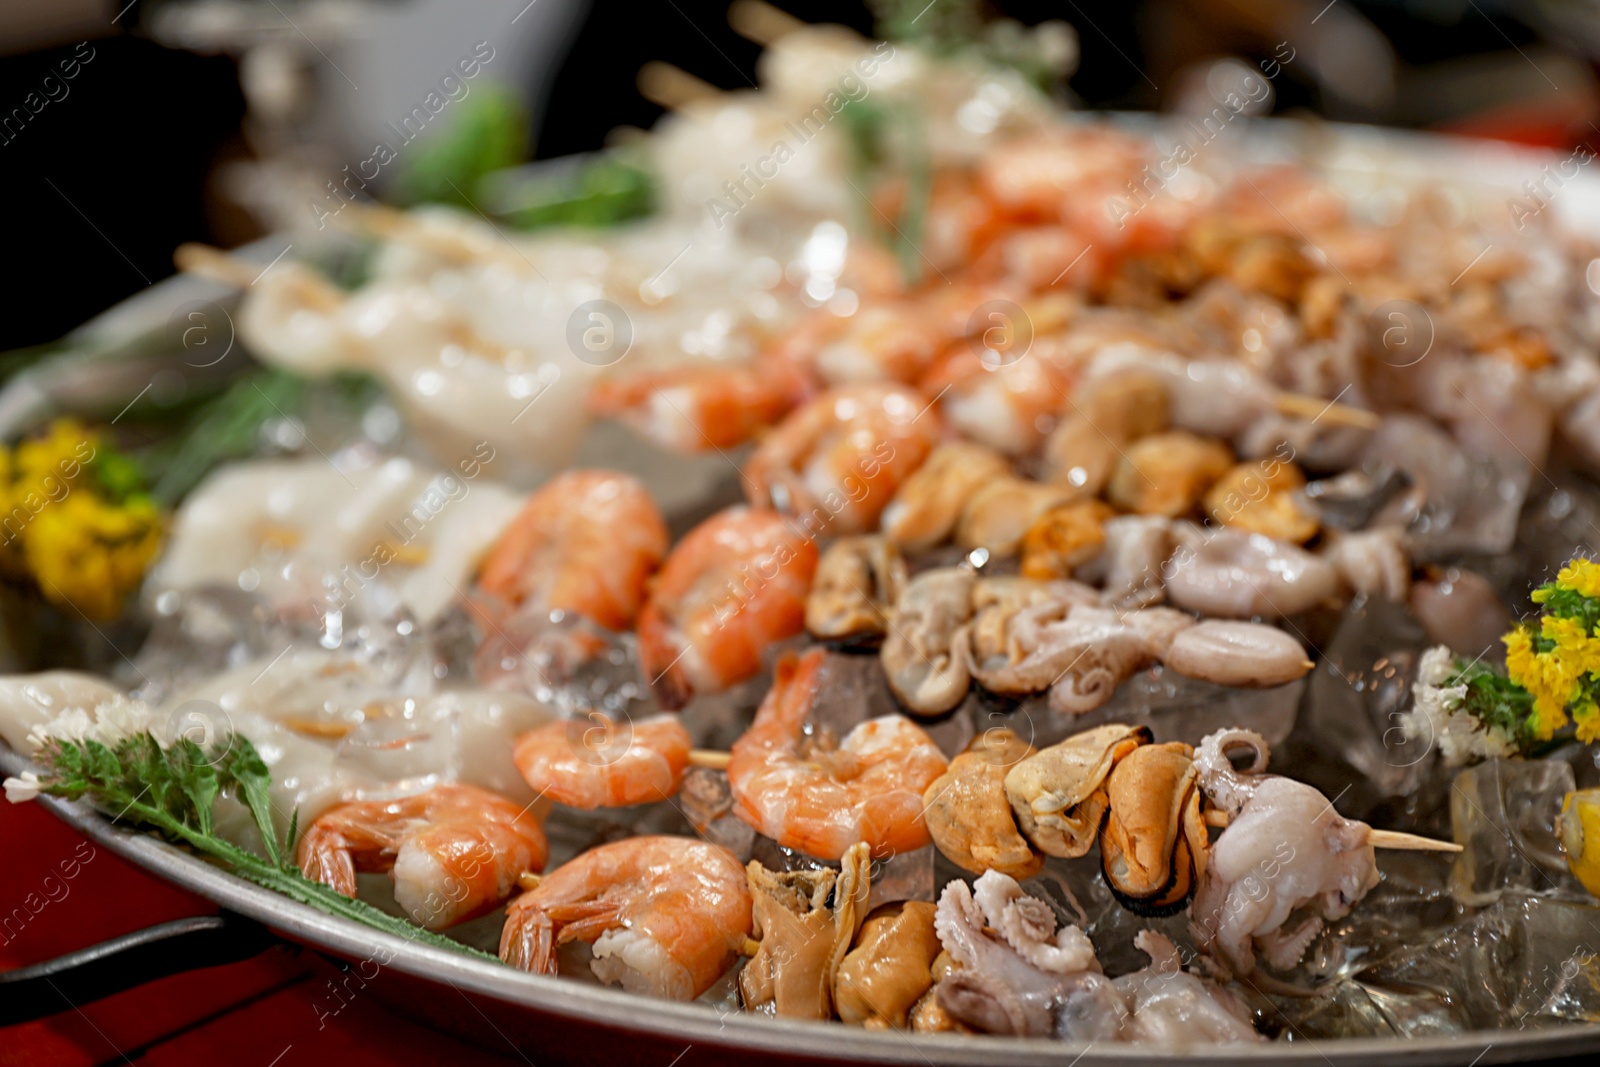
<box><xmin>3</xmin><ymin>0</ymin><xmax>1600</xmax><ymax>354</ymax></box>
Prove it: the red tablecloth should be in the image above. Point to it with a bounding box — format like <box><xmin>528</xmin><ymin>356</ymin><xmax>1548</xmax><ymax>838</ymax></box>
<box><xmin>0</xmin><ymin>800</ymin><xmax>524</xmax><ymax>1066</ymax></box>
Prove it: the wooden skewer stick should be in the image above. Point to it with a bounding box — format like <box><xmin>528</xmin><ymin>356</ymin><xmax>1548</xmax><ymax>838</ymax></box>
<box><xmin>1202</xmin><ymin>808</ymin><xmax>1461</xmax><ymax>852</ymax></box>
<box><xmin>689</xmin><ymin>749</ymin><xmax>732</xmax><ymax>770</ymax></box>
<box><xmin>174</xmin><ymin>242</ymin><xmax>266</xmax><ymax>290</ymax></box>
<box><xmin>637</xmin><ymin>61</ymin><xmax>722</xmax><ymax>111</ymax></box>
<box><xmin>517</xmin><ymin>872</ymin><xmax>543</xmax><ymax>891</ymax></box>
<box><xmin>604</xmin><ymin>125</ymin><xmax>650</xmax><ymax>149</ymax></box>
<box><xmin>334</xmin><ymin>201</ymin><xmax>527</xmax><ymax>272</ymax></box>
<box><xmin>174</xmin><ymin>242</ymin><xmax>344</xmax><ymax>312</ymax></box>
<box><xmin>727</xmin><ymin>0</ymin><xmax>805</xmax><ymax>46</ymax></box>
<box><xmin>1274</xmin><ymin>391</ymin><xmax>1381</xmax><ymax>431</ymax></box>
<box><xmin>1367</xmin><ymin>830</ymin><xmax>1463</xmax><ymax>852</ymax></box>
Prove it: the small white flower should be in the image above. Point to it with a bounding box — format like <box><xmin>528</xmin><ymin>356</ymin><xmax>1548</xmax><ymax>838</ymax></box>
<box><xmin>4</xmin><ymin>770</ymin><xmax>42</xmax><ymax>803</ymax></box>
<box><xmin>1416</xmin><ymin>645</ymin><xmax>1458</xmax><ymax>688</ymax></box>
<box><xmin>92</xmin><ymin>697</ymin><xmax>153</xmax><ymax>746</ymax></box>
<box><xmin>1405</xmin><ymin>646</ymin><xmax>1517</xmax><ymax>767</ymax></box>
<box><xmin>27</xmin><ymin>707</ymin><xmax>93</xmax><ymax>750</ymax></box>
<box><xmin>25</xmin><ymin>697</ymin><xmax>153</xmax><ymax>751</ymax></box>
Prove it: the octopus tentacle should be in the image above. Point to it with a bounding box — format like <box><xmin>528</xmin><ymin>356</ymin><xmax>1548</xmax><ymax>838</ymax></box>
<box><xmin>1193</xmin><ymin>728</ymin><xmax>1270</xmax><ymax>815</ymax></box>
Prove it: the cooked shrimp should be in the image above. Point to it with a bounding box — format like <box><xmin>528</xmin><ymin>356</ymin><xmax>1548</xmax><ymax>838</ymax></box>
<box><xmin>298</xmin><ymin>783</ymin><xmax>547</xmax><ymax>931</ymax></box>
<box><xmin>811</xmin><ymin>302</ymin><xmax>948</xmax><ymax>385</ymax></box>
<box><xmin>513</xmin><ymin>714</ymin><xmax>692</xmax><ymax>810</ymax></box>
<box><xmin>743</xmin><ymin>383</ymin><xmax>940</xmax><ymax>535</ymax></box>
<box><xmin>476</xmin><ymin>470</ymin><xmax>667</xmax><ymax>631</ymax></box>
<box><xmin>586</xmin><ymin>354</ymin><xmax>816</xmax><ymax>452</ymax></box>
<box><xmin>636</xmin><ymin>507</ymin><xmax>819</xmax><ymax>709</ymax></box>
<box><xmin>728</xmin><ymin>648</ymin><xmax>950</xmax><ymax>859</ymax></box>
<box><xmin>976</xmin><ymin>125</ymin><xmax>1192</xmax><ymax>266</ymax></box>
<box><xmin>499</xmin><ymin>835</ymin><xmax>752</xmax><ymax>1000</ymax></box>
<box><xmin>977</xmin><ymin>125</ymin><xmax>1148</xmax><ymax>220</ymax></box>
<box><xmin>918</xmin><ymin>341</ymin><xmax>1075</xmax><ymax>457</ymax></box>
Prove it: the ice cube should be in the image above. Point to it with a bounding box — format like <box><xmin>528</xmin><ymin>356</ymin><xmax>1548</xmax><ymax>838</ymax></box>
<box><xmin>1288</xmin><ymin>595</ymin><xmax>1433</xmax><ymax>813</ymax></box>
<box><xmin>1517</xmin><ymin>475</ymin><xmax>1600</xmax><ymax>594</ymax></box>
<box><xmin>1449</xmin><ymin>758</ymin><xmax>1581</xmax><ymax>907</ymax></box>
<box><xmin>678</xmin><ymin>766</ymin><xmax>755</xmax><ymax>861</ymax></box>
<box><xmin>1007</xmin><ymin>668</ymin><xmax>1302</xmax><ymax>751</ymax></box>
<box><xmin>474</xmin><ymin>607</ymin><xmax>651</xmax><ymax>715</ymax></box>
<box><xmin>1269</xmin><ymin>979</ymin><xmax>1419</xmax><ymax>1039</ymax></box>
<box><xmin>865</xmin><ymin>846</ymin><xmax>935</xmax><ymax>911</ymax></box>
<box><xmin>1352</xmin><ymin>893</ymin><xmax>1600</xmax><ymax>1031</ymax></box>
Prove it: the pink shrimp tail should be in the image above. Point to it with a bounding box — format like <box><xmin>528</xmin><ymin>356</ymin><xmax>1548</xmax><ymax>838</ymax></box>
<box><xmin>500</xmin><ymin>904</ymin><xmax>557</xmax><ymax>975</ymax></box>
<box><xmin>297</xmin><ymin>826</ymin><xmax>358</xmax><ymax>898</ymax></box>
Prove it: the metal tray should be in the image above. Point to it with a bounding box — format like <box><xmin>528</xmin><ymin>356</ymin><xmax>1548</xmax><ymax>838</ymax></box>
<box><xmin>7</xmin><ymin>120</ymin><xmax>1600</xmax><ymax>1065</ymax></box>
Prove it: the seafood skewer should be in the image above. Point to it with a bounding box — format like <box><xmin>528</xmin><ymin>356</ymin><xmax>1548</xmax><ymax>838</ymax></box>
<box><xmin>1201</xmin><ymin>808</ymin><xmax>1463</xmax><ymax>851</ymax></box>
<box><xmin>727</xmin><ymin>648</ymin><xmax>949</xmax><ymax>859</ymax></box>
<box><xmin>499</xmin><ymin>835</ymin><xmax>752</xmax><ymax>1000</ymax></box>
<box><xmin>637</xmin><ymin>506</ymin><xmax>818</xmax><ymax>709</ymax></box>
<box><xmin>299</xmin><ymin>783</ymin><xmax>547</xmax><ymax>931</ymax></box>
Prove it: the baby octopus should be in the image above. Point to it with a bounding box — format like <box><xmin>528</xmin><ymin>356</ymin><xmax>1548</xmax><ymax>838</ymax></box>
<box><xmin>1190</xmin><ymin>729</ymin><xmax>1380</xmax><ymax>978</ymax></box>
<box><xmin>932</xmin><ymin>869</ymin><xmax>1104</xmax><ymax>1037</ymax></box>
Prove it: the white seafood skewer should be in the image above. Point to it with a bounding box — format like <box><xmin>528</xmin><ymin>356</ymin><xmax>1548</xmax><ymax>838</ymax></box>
<box><xmin>331</xmin><ymin>202</ymin><xmax>531</xmax><ymax>273</ymax></box>
<box><xmin>1201</xmin><ymin>807</ymin><xmax>1461</xmax><ymax>851</ymax></box>
<box><xmin>637</xmin><ymin>61</ymin><xmax>723</xmax><ymax>111</ymax></box>
<box><xmin>727</xmin><ymin>0</ymin><xmax>807</xmax><ymax>46</ymax></box>
<box><xmin>175</xmin><ymin>242</ymin><xmax>342</xmax><ymax>310</ymax></box>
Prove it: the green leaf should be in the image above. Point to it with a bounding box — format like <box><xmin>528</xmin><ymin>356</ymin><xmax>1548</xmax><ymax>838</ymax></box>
<box><xmin>1451</xmin><ymin>657</ymin><xmax>1542</xmax><ymax>753</ymax></box>
<box><xmin>88</xmin><ymin>445</ymin><xmax>150</xmax><ymax>506</ymax></box>
<box><xmin>495</xmin><ymin>155</ymin><xmax>655</xmax><ymax>231</ymax></box>
<box><xmin>170</xmin><ymin>740</ymin><xmax>219</xmax><ymax>837</ymax></box>
<box><xmin>283</xmin><ymin>806</ymin><xmax>302</xmax><ymax>874</ymax></box>
<box><xmin>839</xmin><ymin>98</ymin><xmax>929</xmax><ymax>286</ymax></box>
<box><xmin>29</xmin><ymin>729</ymin><xmax>498</xmax><ymax>964</ymax></box>
<box><xmin>137</xmin><ymin>370</ymin><xmax>306</xmax><ymax>507</ymax></box>
<box><xmin>218</xmin><ymin>735</ymin><xmax>283</xmax><ymax>868</ymax></box>
<box><xmin>869</xmin><ymin>0</ymin><xmax>981</xmax><ymax>51</ymax></box>
<box><xmin>394</xmin><ymin>85</ymin><xmax>530</xmax><ymax>210</ymax></box>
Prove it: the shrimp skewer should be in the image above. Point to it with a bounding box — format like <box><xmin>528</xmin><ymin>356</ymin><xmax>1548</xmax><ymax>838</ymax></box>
<box><xmin>743</xmin><ymin>383</ymin><xmax>941</xmax><ymax>535</ymax></box>
<box><xmin>727</xmin><ymin>648</ymin><xmax>950</xmax><ymax>859</ymax></box>
<box><xmin>513</xmin><ymin>713</ymin><xmax>692</xmax><ymax>810</ymax></box>
<box><xmin>476</xmin><ymin>469</ymin><xmax>668</xmax><ymax>632</ymax></box>
<box><xmin>499</xmin><ymin>835</ymin><xmax>752</xmax><ymax>1000</ymax></box>
<box><xmin>298</xmin><ymin>784</ymin><xmax>547</xmax><ymax>931</ymax></box>
<box><xmin>587</xmin><ymin>354</ymin><xmax>817</xmax><ymax>453</ymax></box>
<box><xmin>636</xmin><ymin>506</ymin><xmax>818</xmax><ymax>709</ymax></box>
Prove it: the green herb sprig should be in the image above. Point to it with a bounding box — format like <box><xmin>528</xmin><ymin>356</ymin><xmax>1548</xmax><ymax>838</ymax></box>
<box><xmin>1446</xmin><ymin>656</ymin><xmax>1542</xmax><ymax>753</ymax></box>
<box><xmin>32</xmin><ymin>729</ymin><xmax>495</xmax><ymax>960</ymax></box>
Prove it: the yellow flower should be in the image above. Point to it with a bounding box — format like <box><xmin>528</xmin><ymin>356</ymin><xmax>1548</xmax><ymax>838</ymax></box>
<box><xmin>1506</xmin><ymin>625</ymin><xmax>1577</xmax><ymax>740</ymax></box>
<box><xmin>25</xmin><ymin>492</ymin><xmax>164</xmax><ymax>621</ymax></box>
<box><xmin>1556</xmin><ymin>557</ymin><xmax>1600</xmax><ymax>600</ymax></box>
<box><xmin>1577</xmin><ymin>701</ymin><xmax>1600</xmax><ymax>745</ymax></box>
<box><xmin>12</xmin><ymin>419</ymin><xmax>95</xmax><ymax>498</ymax></box>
